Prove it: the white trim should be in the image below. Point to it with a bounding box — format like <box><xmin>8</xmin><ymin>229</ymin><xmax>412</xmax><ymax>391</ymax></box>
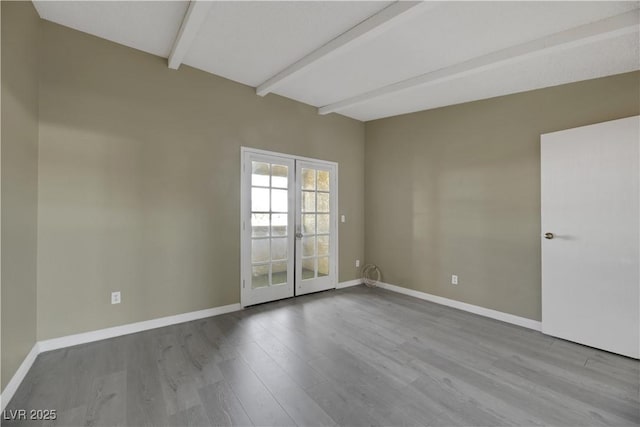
<box><xmin>0</xmin><ymin>343</ymin><xmax>39</xmax><ymax>411</ymax></box>
<box><xmin>240</xmin><ymin>147</ymin><xmax>338</xmax><ymax>168</ymax></box>
<box><xmin>255</xmin><ymin>1</ymin><xmax>434</xmax><ymax>96</ymax></box>
<box><xmin>336</xmin><ymin>279</ymin><xmax>362</xmax><ymax>289</ymax></box>
<box><xmin>334</xmin><ymin>167</ymin><xmax>340</xmax><ymax>292</ymax></box>
<box><xmin>376</xmin><ymin>282</ymin><xmax>542</xmax><ymax>331</ymax></box>
<box><xmin>168</xmin><ymin>0</ymin><xmax>213</xmax><ymax>70</ymax></box>
<box><xmin>240</xmin><ymin>148</ymin><xmax>248</xmax><ymax>307</ymax></box>
<box><xmin>319</xmin><ymin>10</ymin><xmax>640</xmax><ymax>115</ymax></box>
<box><xmin>38</xmin><ymin>303</ymin><xmax>241</xmax><ymax>353</ymax></box>
<box><xmin>0</xmin><ymin>283</ymin><xmax>537</xmax><ymax>409</ymax></box>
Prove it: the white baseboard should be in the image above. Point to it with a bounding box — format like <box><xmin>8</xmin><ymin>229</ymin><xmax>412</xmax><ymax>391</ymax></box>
<box><xmin>1</xmin><ymin>343</ymin><xmax>40</xmax><ymax>412</ymax></box>
<box><xmin>1</xmin><ymin>303</ymin><xmax>242</xmax><ymax>410</ymax></box>
<box><xmin>38</xmin><ymin>303</ymin><xmax>242</xmax><ymax>353</ymax></box>
<box><xmin>336</xmin><ymin>279</ymin><xmax>362</xmax><ymax>289</ymax></box>
<box><xmin>1</xmin><ymin>284</ymin><xmax>540</xmax><ymax>410</ymax></box>
<box><xmin>376</xmin><ymin>281</ymin><xmax>542</xmax><ymax>331</ymax></box>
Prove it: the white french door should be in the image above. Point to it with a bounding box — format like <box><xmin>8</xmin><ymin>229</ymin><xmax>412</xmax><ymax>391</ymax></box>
<box><xmin>241</xmin><ymin>149</ymin><xmax>337</xmax><ymax>307</ymax></box>
<box><xmin>296</xmin><ymin>161</ymin><xmax>337</xmax><ymax>296</ymax></box>
<box><xmin>241</xmin><ymin>152</ymin><xmax>295</xmax><ymax>306</ymax></box>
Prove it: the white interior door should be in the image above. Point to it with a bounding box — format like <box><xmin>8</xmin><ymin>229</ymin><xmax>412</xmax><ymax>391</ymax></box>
<box><xmin>296</xmin><ymin>161</ymin><xmax>338</xmax><ymax>296</ymax></box>
<box><xmin>541</xmin><ymin>116</ymin><xmax>639</xmax><ymax>359</ymax></box>
<box><xmin>241</xmin><ymin>150</ymin><xmax>338</xmax><ymax>306</ymax></box>
<box><xmin>241</xmin><ymin>152</ymin><xmax>295</xmax><ymax>306</ymax></box>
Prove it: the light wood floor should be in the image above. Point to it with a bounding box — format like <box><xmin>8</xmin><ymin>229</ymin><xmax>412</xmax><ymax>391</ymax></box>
<box><xmin>5</xmin><ymin>285</ymin><xmax>639</xmax><ymax>426</ymax></box>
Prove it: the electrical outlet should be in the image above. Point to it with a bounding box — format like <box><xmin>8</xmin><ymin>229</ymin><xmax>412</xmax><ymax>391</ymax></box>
<box><xmin>451</xmin><ymin>275</ymin><xmax>458</xmax><ymax>285</ymax></box>
<box><xmin>356</xmin><ymin>259</ymin><xmax>360</xmax><ymax>268</ymax></box>
<box><xmin>111</xmin><ymin>291</ymin><xmax>121</xmax><ymax>304</ymax></box>
<box><xmin>341</xmin><ymin>215</ymin><xmax>346</xmax><ymax>223</ymax></box>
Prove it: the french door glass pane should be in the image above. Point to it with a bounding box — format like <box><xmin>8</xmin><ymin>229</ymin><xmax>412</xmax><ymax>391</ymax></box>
<box><xmin>272</xmin><ymin>262</ymin><xmax>287</xmax><ymax>284</ymax></box>
<box><xmin>318</xmin><ymin>257</ymin><xmax>329</xmax><ymax>277</ymax></box>
<box><xmin>271</xmin><ymin>189</ymin><xmax>288</xmax><ymax>212</ymax></box>
<box><xmin>302</xmin><ymin>237</ymin><xmax>315</xmax><ymax>257</ymax></box>
<box><xmin>272</xmin><ymin>238</ymin><xmax>287</xmax><ymax>261</ymax></box>
<box><xmin>302</xmin><ymin>168</ymin><xmax>315</xmax><ymax>190</ymax></box>
<box><xmin>302</xmin><ymin>214</ymin><xmax>315</xmax><ymax>235</ymax></box>
<box><xmin>252</xmin><ymin>162</ymin><xmax>270</xmax><ymax>186</ymax></box>
<box><xmin>252</xmin><ymin>239</ymin><xmax>269</xmax><ymax>263</ymax></box>
<box><xmin>302</xmin><ymin>258</ymin><xmax>315</xmax><ymax>280</ymax></box>
<box><xmin>251</xmin><ymin>188</ymin><xmax>269</xmax><ymax>212</ymax></box>
<box><xmin>300</xmin><ymin>167</ymin><xmax>331</xmax><ymax>282</ymax></box>
<box><xmin>271</xmin><ymin>214</ymin><xmax>287</xmax><ymax>236</ymax></box>
<box><xmin>271</xmin><ymin>165</ymin><xmax>288</xmax><ymax>188</ymax></box>
<box><xmin>251</xmin><ymin>213</ymin><xmax>269</xmax><ymax>237</ymax></box>
<box><xmin>252</xmin><ymin>264</ymin><xmax>269</xmax><ymax>288</ymax></box>
<box><xmin>317</xmin><ymin>170</ymin><xmax>330</xmax><ymax>191</ymax></box>
<box><xmin>302</xmin><ymin>191</ymin><xmax>315</xmax><ymax>212</ymax></box>
<box><xmin>317</xmin><ymin>192</ymin><xmax>330</xmax><ymax>212</ymax></box>
<box><xmin>317</xmin><ymin>214</ymin><xmax>330</xmax><ymax>234</ymax></box>
<box><xmin>251</xmin><ymin>160</ymin><xmax>289</xmax><ymax>289</ymax></box>
<box><xmin>317</xmin><ymin>235</ymin><xmax>329</xmax><ymax>256</ymax></box>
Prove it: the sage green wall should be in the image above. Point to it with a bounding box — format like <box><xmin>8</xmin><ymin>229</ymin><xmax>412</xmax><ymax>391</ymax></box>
<box><xmin>37</xmin><ymin>21</ymin><xmax>365</xmax><ymax>340</ymax></box>
<box><xmin>1</xmin><ymin>1</ymin><xmax>40</xmax><ymax>390</ymax></box>
<box><xmin>364</xmin><ymin>72</ymin><xmax>640</xmax><ymax>321</ymax></box>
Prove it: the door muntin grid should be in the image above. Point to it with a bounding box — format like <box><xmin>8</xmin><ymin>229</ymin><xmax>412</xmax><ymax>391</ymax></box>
<box><xmin>300</xmin><ymin>167</ymin><xmax>331</xmax><ymax>280</ymax></box>
<box><xmin>250</xmin><ymin>161</ymin><xmax>291</xmax><ymax>289</ymax></box>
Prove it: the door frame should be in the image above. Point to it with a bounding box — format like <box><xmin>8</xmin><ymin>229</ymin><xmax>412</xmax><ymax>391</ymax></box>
<box><xmin>240</xmin><ymin>147</ymin><xmax>339</xmax><ymax>308</ymax></box>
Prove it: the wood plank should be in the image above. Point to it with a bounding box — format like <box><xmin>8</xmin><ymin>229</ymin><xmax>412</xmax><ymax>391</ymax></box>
<box><xmin>84</xmin><ymin>371</ymin><xmax>126</xmax><ymax>427</ymax></box>
<box><xmin>167</xmin><ymin>405</ymin><xmax>211</xmax><ymax>427</ymax></box>
<box><xmin>197</xmin><ymin>381</ymin><xmax>253</xmax><ymax>427</ymax></box>
<box><xmin>217</xmin><ymin>357</ymin><xmax>296</xmax><ymax>426</ymax></box>
<box><xmin>124</xmin><ymin>332</ymin><xmax>170</xmax><ymax>427</ymax></box>
<box><xmin>236</xmin><ymin>341</ymin><xmax>336</xmax><ymax>426</ymax></box>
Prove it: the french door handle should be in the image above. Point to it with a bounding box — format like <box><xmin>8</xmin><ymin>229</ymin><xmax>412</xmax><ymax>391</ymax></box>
<box><xmin>295</xmin><ymin>232</ymin><xmax>303</xmax><ymax>239</ymax></box>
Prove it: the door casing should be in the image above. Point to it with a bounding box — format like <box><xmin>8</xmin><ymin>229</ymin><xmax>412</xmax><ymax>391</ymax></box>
<box><xmin>240</xmin><ymin>147</ymin><xmax>339</xmax><ymax>307</ymax></box>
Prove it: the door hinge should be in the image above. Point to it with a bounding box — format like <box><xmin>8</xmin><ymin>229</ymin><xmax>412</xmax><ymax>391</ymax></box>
<box><xmin>243</xmin><ymin>279</ymin><xmax>246</xmax><ymax>289</ymax></box>
<box><xmin>243</xmin><ymin>221</ymin><xmax>245</xmax><ymax>231</ymax></box>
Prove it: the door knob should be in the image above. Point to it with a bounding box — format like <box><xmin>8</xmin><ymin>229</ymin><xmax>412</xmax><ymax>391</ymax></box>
<box><xmin>544</xmin><ymin>232</ymin><xmax>554</xmax><ymax>240</ymax></box>
<box><xmin>295</xmin><ymin>232</ymin><xmax>303</xmax><ymax>239</ymax></box>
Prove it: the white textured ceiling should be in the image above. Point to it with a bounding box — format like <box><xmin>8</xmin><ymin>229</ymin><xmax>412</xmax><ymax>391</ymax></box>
<box><xmin>33</xmin><ymin>1</ymin><xmax>188</xmax><ymax>57</ymax></box>
<box><xmin>342</xmin><ymin>31</ymin><xmax>640</xmax><ymax>121</ymax></box>
<box><xmin>33</xmin><ymin>1</ymin><xmax>640</xmax><ymax>122</ymax></box>
<box><xmin>184</xmin><ymin>1</ymin><xmax>392</xmax><ymax>87</ymax></box>
<box><xmin>278</xmin><ymin>1</ymin><xmax>639</xmax><ymax>107</ymax></box>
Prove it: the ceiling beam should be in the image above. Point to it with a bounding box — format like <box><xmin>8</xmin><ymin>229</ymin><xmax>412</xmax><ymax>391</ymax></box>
<box><xmin>256</xmin><ymin>1</ymin><xmax>435</xmax><ymax>97</ymax></box>
<box><xmin>168</xmin><ymin>0</ymin><xmax>213</xmax><ymax>70</ymax></box>
<box><xmin>319</xmin><ymin>9</ymin><xmax>640</xmax><ymax>115</ymax></box>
